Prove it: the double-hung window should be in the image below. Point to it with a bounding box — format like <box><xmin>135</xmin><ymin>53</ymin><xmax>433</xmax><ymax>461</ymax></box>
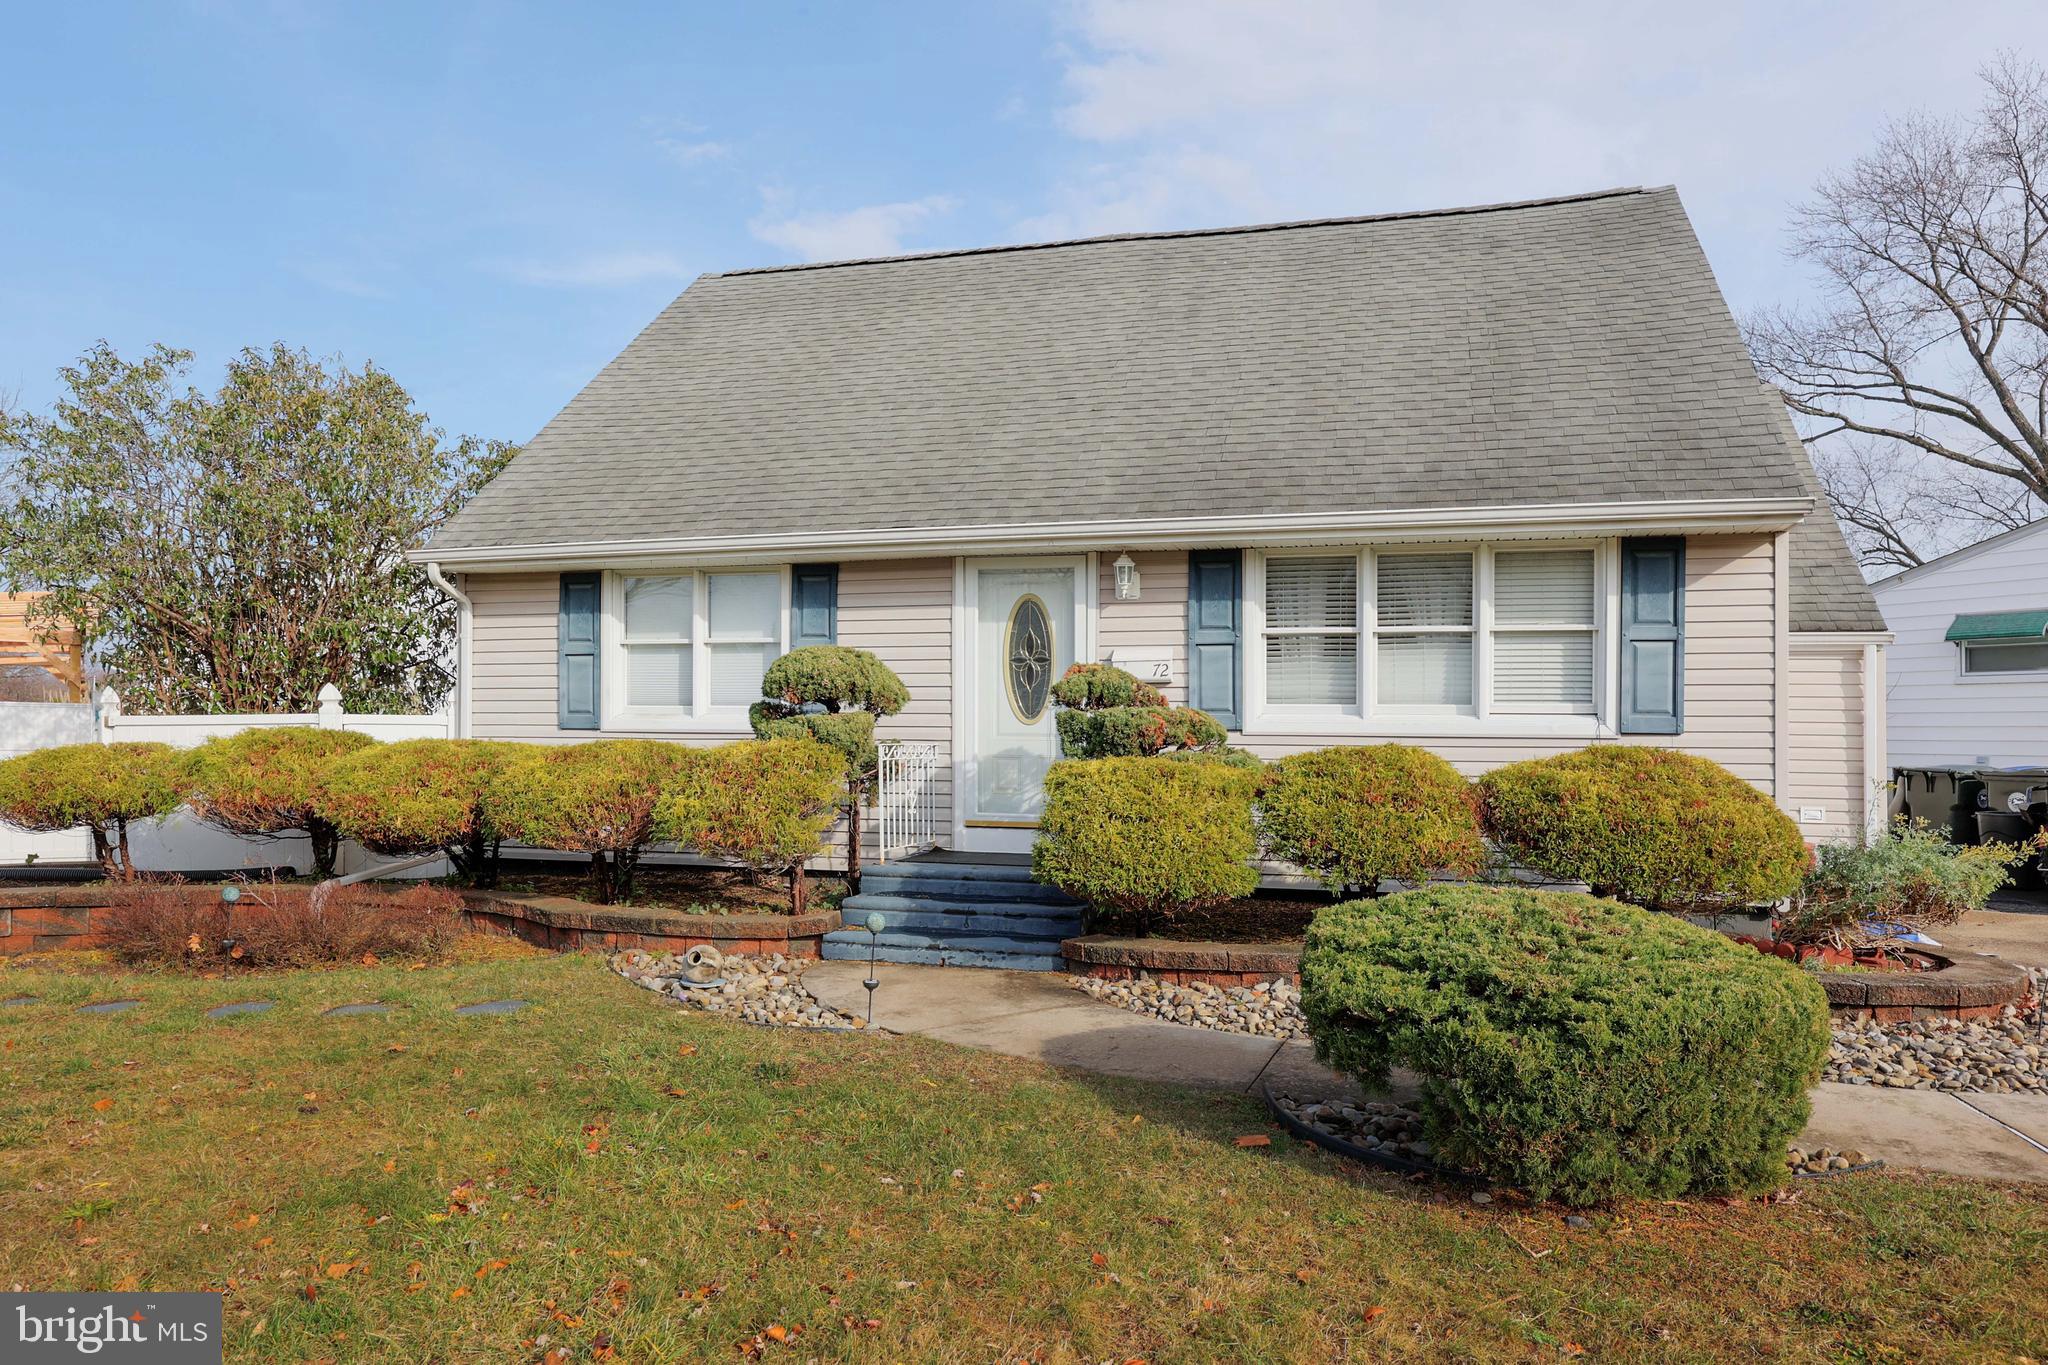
<box><xmin>1489</xmin><ymin>549</ymin><xmax>1598</xmax><ymax>713</ymax></box>
<box><xmin>1262</xmin><ymin>555</ymin><xmax>1359</xmax><ymax>706</ymax></box>
<box><xmin>611</xmin><ymin>568</ymin><xmax>787</xmax><ymax>726</ymax></box>
<box><xmin>1251</xmin><ymin>544</ymin><xmax>1604</xmax><ymax>728</ymax></box>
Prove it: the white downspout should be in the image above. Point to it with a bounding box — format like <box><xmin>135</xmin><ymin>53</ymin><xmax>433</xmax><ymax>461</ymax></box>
<box><xmin>425</xmin><ymin>561</ymin><xmax>472</xmax><ymax>739</ymax></box>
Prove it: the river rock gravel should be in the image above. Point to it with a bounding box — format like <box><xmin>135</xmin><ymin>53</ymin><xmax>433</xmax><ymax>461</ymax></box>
<box><xmin>1069</xmin><ymin>974</ymin><xmax>1307</xmax><ymax>1040</ymax></box>
<box><xmin>612</xmin><ymin>949</ymin><xmax>863</xmax><ymax>1030</ymax></box>
<box><xmin>1825</xmin><ymin>966</ymin><xmax>2048</xmax><ymax>1094</ymax></box>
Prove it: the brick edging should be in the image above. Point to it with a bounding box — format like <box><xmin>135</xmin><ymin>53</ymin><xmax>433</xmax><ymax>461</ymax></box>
<box><xmin>1061</xmin><ymin>934</ymin><xmax>1299</xmax><ymax>986</ymax></box>
<box><xmin>1814</xmin><ymin>952</ymin><xmax>2032</xmax><ymax>1021</ymax></box>
<box><xmin>459</xmin><ymin>890</ymin><xmax>837</xmax><ymax>959</ymax></box>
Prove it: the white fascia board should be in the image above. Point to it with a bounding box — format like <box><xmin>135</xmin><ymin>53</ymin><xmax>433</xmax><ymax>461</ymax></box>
<box><xmin>411</xmin><ymin>497</ymin><xmax>1813</xmax><ymax>572</ymax></box>
<box><xmin>1789</xmin><ymin>630</ymin><xmax>1895</xmax><ymax>648</ymax></box>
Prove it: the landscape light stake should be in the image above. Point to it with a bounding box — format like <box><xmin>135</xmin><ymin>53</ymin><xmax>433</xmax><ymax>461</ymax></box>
<box><xmin>864</xmin><ymin>911</ymin><xmax>885</xmax><ymax>1025</ymax></box>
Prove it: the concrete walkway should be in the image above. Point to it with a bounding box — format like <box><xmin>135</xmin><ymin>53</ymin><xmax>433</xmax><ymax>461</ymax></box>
<box><xmin>803</xmin><ymin>959</ymin><xmax>2048</xmax><ymax>1183</ymax></box>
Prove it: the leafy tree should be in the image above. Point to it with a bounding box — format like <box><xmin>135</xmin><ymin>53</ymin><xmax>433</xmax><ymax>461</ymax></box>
<box><xmin>0</xmin><ymin>742</ymin><xmax>186</xmax><ymax>880</ymax></box>
<box><xmin>0</xmin><ymin>342</ymin><xmax>514</xmax><ymax>713</ymax></box>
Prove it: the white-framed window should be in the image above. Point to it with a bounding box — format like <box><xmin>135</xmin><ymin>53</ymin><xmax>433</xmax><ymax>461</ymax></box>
<box><xmin>1489</xmin><ymin>548</ymin><xmax>1598</xmax><ymax>714</ymax></box>
<box><xmin>606</xmin><ymin>567</ymin><xmax>788</xmax><ymax>728</ymax></box>
<box><xmin>1246</xmin><ymin>542</ymin><xmax>1608</xmax><ymax>732</ymax></box>
<box><xmin>1961</xmin><ymin>640</ymin><xmax>2048</xmax><ymax>675</ymax></box>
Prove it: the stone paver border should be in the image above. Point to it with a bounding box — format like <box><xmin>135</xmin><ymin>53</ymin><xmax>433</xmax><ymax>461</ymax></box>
<box><xmin>1062</xmin><ymin>934</ymin><xmax>1299</xmax><ymax>986</ymax></box>
<box><xmin>1816</xmin><ymin>951</ymin><xmax>2032</xmax><ymax>1021</ymax></box>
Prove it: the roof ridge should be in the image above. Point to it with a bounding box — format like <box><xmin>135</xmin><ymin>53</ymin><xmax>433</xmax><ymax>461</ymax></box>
<box><xmin>715</xmin><ymin>185</ymin><xmax>1659</xmax><ymax>278</ymax></box>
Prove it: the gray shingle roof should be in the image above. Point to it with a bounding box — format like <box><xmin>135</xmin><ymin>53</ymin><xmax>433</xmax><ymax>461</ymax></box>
<box><xmin>1767</xmin><ymin>396</ymin><xmax>1887</xmax><ymax>634</ymax></box>
<box><xmin>434</xmin><ymin>185</ymin><xmax>1877</xmax><ymax>632</ymax></box>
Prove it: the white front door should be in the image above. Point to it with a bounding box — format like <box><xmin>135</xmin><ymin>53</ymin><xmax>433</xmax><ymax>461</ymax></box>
<box><xmin>959</xmin><ymin>557</ymin><xmax>1089</xmax><ymax>853</ymax></box>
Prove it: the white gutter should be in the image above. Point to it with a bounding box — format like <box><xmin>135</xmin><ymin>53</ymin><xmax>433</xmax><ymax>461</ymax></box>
<box><xmin>423</xmin><ymin>561</ymin><xmax>471</xmax><ymax>739</ymax></box>
<box><xmin>409</xmin><ymin>497</ymin><xmax>1815</xmax><ymax>572</ymax></box>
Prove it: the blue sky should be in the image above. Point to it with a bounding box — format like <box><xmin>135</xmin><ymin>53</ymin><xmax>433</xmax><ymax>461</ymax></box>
<box><xmin>3</xmin><ymin>1</ymin><xmax>2042</xmax><ymax>447</ymax></box>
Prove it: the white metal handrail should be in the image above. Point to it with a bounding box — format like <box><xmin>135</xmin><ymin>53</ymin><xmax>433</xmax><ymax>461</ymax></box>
<box><xmin>876</xmin><ymin>740</ymin><xmax>939</xmax><ymax>864</ymax></box>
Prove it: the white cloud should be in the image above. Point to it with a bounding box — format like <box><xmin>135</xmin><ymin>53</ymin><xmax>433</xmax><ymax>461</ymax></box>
<box><xmin>1030</xmin><ymin>0</ymin><xmax>2046</xmax><ymax>308</ymax></box>
<box><xmin>657</xmin><ymin>138</ymin><xmax>730</xmax><ymax>166</ymax></box>
<box><xmin>496</xmin><ymin>250</ymin><xmax>694</xmax><ymax>288</ymax></box>
<box><xmin>750</xmin><ymin>195</ymin><xmax>961</xmax><ymax>263</ymax></box>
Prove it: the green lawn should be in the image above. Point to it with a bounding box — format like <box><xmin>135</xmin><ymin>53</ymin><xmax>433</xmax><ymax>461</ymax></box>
<box><xmin>4</xmin><ymin>947</ymin><xmax>2047</xmax><ymax>1363</ymax></box>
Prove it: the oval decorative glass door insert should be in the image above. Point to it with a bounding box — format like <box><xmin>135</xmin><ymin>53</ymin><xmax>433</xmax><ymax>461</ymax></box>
<box><xmin>1004</xmin><ymin>593</ymin><xmax>1054</xmax><ymax>722</ymax></box>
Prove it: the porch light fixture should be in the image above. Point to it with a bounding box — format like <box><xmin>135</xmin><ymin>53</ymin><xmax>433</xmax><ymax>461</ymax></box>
<box><xmin>1112</xmin><ymin>552</ymin><xmax>1140</xmax><ymax>601</ymax></box>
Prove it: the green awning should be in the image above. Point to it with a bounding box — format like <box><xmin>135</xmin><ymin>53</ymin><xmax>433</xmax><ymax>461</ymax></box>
<box><xmin>1947</xmin><ymin>609</ymin><xmax>2048</xmax><ymax>642</ymax></box>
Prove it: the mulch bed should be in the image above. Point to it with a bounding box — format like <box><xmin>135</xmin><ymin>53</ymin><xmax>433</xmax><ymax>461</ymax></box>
<box><xmin>493</xmin><ymin>865</ymin><xmax>849</xmax><ymax>917</ymax></box>
<box><xmin>1090</xmin><ymin>892</ymin><xmax>1324</xmax><ymax>943</ymax></box>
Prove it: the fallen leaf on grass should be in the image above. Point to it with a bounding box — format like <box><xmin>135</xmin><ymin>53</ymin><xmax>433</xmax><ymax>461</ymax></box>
<box><xmin>381</xmin><ymin>1159</ymin><xmax>396</xmax><ymax>1174</ymax></box>
<box><xmin>1090</xmin><ymin>1252</ymin><xmax>1107</xmax><ymax>1268</ymax></box>
<box><xmin>476</xmin><ymin>1259</ymin><xmax>510</xmax><ymax>1278</ymax></box>
<box><xmin>91</xmin><ymin>1099</ymin><xmax>114</xmax><ymax>1113</ymax></box>
<box><xmin>1363</xmin><ymin>1306</ymin><xmax>1388</xmax><ymax>1323</ymax></box>
<box><xmin>448</xmin><ymin>1286</ymin><xmax>469</xmax><ymax>1301</ymax></box>
<box><xmin>326</xmin><ymin>1262</ymin><xmax>354</xmax><ymax>1279</ymax></box>
<box><xmin>1233</xmin><ymin>1135</ymin><xmax>1271</xmax><ymax>1148</ymax></box>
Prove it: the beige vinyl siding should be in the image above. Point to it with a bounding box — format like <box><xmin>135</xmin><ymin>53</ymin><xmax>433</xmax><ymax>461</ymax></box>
<box><xmin>1787</xmin><ymin>641</ymin><xmax>1870</xmax><ymax>843</ymax></box>
<box><xmin>837</xmin><ymin>558</ymin><xmax>955</xmax><ymax>853</ymax></box>
<box><xmin>465</xmin><ymin>562</ymin><xmax>959</xmax><ymax>859</ymax></box>
<box><xmin>1095</xmin><ymin>550</ymin><xmax>1188</xmax><ymax>705</ymax></box>
<box><xmin>1223</xmin><ymin>534</ymin><xmax>1784</xmax><ymax>793</ymax></box>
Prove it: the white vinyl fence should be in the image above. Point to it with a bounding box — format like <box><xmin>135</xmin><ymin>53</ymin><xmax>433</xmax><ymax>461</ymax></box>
<box><xmin>0</xmin><ymin>684</ymin><xmax>450</xmax><ymax>874</ymax></box>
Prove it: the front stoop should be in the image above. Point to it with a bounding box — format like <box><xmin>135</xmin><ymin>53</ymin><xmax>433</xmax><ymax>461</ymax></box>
<box><xmin>824</xmin><ymin>860</ymin><xmax>1081</xmax><ymax>971</ymax></box>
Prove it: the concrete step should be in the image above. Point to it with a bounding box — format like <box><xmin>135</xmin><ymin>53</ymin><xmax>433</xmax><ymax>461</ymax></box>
<box><xmin>856</xmin><ymin>873</ymin><xmax>1076</xmax><ymax>907</ymax></box>
<box><xmin>839</xmin><ymin>905</ymin><xmax>1078</xmax><ymax>940</ymax></box>
<box><xmin>843</xmin><ymin>891</ymin><xmax>1081</xmax><ymax>920</ymax></box>
<box><xmin>820</xmin><ymin>936</ymin><xmax>1064</xmax><ymax>972</ymax></box>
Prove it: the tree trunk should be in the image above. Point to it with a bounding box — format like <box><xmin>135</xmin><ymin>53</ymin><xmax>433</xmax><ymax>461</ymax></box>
<box><xmin>116</xmin><ymin>818</ymin><xmax>134</xmax><ymax>881</ymax></box>
<box><xmin>845</xmin><ymin>779</ymin><xmax>864</xmax><ymax>891</ymax></box>
<box><xmin>789</xmin><ymin>865</ymin><xmax>808</xmax><ymax>915</ymax></box>
<box><xmin>588</xmin><ymin>849</ymin><xmax>612</xmax><ymax>904</ymax></box>
<box><xmin>309</xmin><ymin>817</ymin><xmax>340</xmax><ymax>879</ymax></box>
<box><xmin>89</xmin><ymin>826</ymin><xmax>117</xmax><ymax>881</ymax></box>
<box><xmin>616</xmin><ymin>846</ymin><xmax>639</xmax><ymax>901</ymax></box>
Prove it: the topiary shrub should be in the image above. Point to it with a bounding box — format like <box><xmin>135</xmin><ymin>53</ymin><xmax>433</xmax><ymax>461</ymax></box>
<box><xmin>1781</xmin><ymin>819</ymin><xmax>2024</xmax><ymax>952</ymax></box>
<box><xmin>1032</xmin><ymin>756</ymin><xmax>1259</xmax><ymax>929</ymax></box>
<box><xmin>318</xmin><ymin>738</ymin><xmax>522</xmax><ymax>887</ymax></box>
<box><xmin>655</xmin><ymin>737</ymin><xmax>845</xmax><ymax>913</ymax></box>
<box><xmin>1301</xmin><ymin>886</ymin><xmax>1830</xmax><ymax>1205</ymax></box>
<box><xmin>0</xmin><ymin>742</ymin><xmax>185</xmax><ymax>879</ymax></box>
<box><xmin>1048</xmin><ymin>662</ymin><xmax>1227</xmax><ymax>760</ymax></box>
<box><xmin>750</xmin><ymin>644</ymin><xmax>909</xmax><ymax>886</ymax></box>
<box><xmin>183</xmin><ymin>726</ymin><xmax>376</xmax><ymax>877</ymax></box>
<box><xmin>1478</xmin><ymin>746</ymin><xmax>1808</xmax><ymax>914</ymax></box>
<box><xmin>492</xmin><ymin>739</ymin><xmax>694</xmax><ymax>904</ymax></box>
<box><xmin>1257</xmin><ymin>744</ymin><xmax>1485</xmax><ymax>894</ymax></box>
<box><xmin>1050</xmin><ymin>661</ymin><xmax>1167</xmax><ymax>710</ymax></box>
<box><xmin>1166</xmin><ymin>745</ymin><xmax>1264</xmax><ymax>773</ymax></box>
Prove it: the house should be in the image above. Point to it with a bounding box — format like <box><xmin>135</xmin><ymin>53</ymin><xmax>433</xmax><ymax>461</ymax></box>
<box><xmin>1870</xmin><ymin>517</ymin><xmax>2048</xmax><ymax>770</ymax></box>
<box><xmin>418</xmin><ymin>186</ymin><xmax>1888</xmax><ymax>866</ymax></box>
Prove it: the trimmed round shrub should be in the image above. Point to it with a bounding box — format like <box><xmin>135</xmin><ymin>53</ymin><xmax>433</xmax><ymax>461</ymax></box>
<box><xmin>1257</xmin><ymin>744</ymin><xmax>1485</xmax><ymax>893</ymax></box>
<box><xmin>1055</xmin><ymin>705</ymin><xmax>1228</xmax><ymax>761</ymax></box>
<box><xmin>1301</xmin><ymin>886</ymin><xmax>1830</xmax><ymax>1205</ymax></box>
<box><xmin>759</xmin><ymin>645</ymin><xmax>909</xmax><ymax>717</ymax></box>
<box><xmin>656</xmin><ymin>737</ymin><xmax>845</xmax><ymax>913</ymax></box>
<box><xmin>1032</xmin><ymin>756</ymin><xmax>1259</xmax><ymax>928</ymax></box>
<box><xmin>753</xmin><ymin>711</ymin><xmax>871</xmax><ymax>787</ymax></box>
<box><xmin>319</xmin><ymin>738</ymin><xmax>522</xmax><ymax>887</ymax></box>
<box><xmin>1050</xmin><ymin>662</ymin><xmax>1167</xmax><ymax>710</ymax></box>
<box><xmin>0</xmin><ymin>741</ymin><xmax>185</xmax><ymax>879</ymax></box>
<box><xmin>492</xmin><ymin>739</ymin><xmax>695</xmax><ymax>904</ymax></box>
<box><xmin>1478</xmin><ymin>746</ymin><xmax>1808</xmax><ymax>914</ymax></box>
<box><xmin>1166</xmin><ymin>745</ymin><xmax>1264</xmax><ymax>773</ymax></box>
<box><xmin>183</xmin><ymin>726</ymin><xmax>376</xmax><ymax>877</ymax></box>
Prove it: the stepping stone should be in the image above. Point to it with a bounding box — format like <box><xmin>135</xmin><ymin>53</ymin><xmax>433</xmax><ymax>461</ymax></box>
<box><xmin>205</xmin><ymin>1001</ymin><xmax>274</xmax><ymax>1019</ymax></box>
<box><xmin>1</xmin><ymin>996</ymin><xmax>37</xmax><ymax>1007</ymax></box>
<box><xmin>77</xmin><ymin>1000</ymin><xmax>140</xmax><ymax>1015</ymax></box>
<box><xmin>323</xmin><ymin>1002</ymin><xmax>391</xmax><ymax>1017</ymax></box>
<box><xmin>454</xmin><ymin>999</ymin><xmax>527</xmax><ymax>1016</ymax></box>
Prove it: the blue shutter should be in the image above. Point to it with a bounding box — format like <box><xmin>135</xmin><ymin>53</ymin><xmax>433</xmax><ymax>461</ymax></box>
<box><xmin>558</xmin><ymin>572</ymin><xmax>602</xmax><ymax>730</ymax></box>
<box><xmin>790</xmin><ymin>564</ymin><xmax>838</xmax><ymax>647</ymax></box>
<box><xmin>1619</xmin><ymin>539</ymin><xmax>1684</xmax><ymax>734</ymax></box>
<box><xmin>1187</xmin><ymin>550</ymin><xmax>1243</xmax><ymax>730</ymax></box>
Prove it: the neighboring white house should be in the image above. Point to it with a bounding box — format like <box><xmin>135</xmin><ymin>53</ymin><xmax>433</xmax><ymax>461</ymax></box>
<box><xmin>1871</xmin><ymin>517</ymin><xmax>2048</xmax><ymax>769</ymax></box>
